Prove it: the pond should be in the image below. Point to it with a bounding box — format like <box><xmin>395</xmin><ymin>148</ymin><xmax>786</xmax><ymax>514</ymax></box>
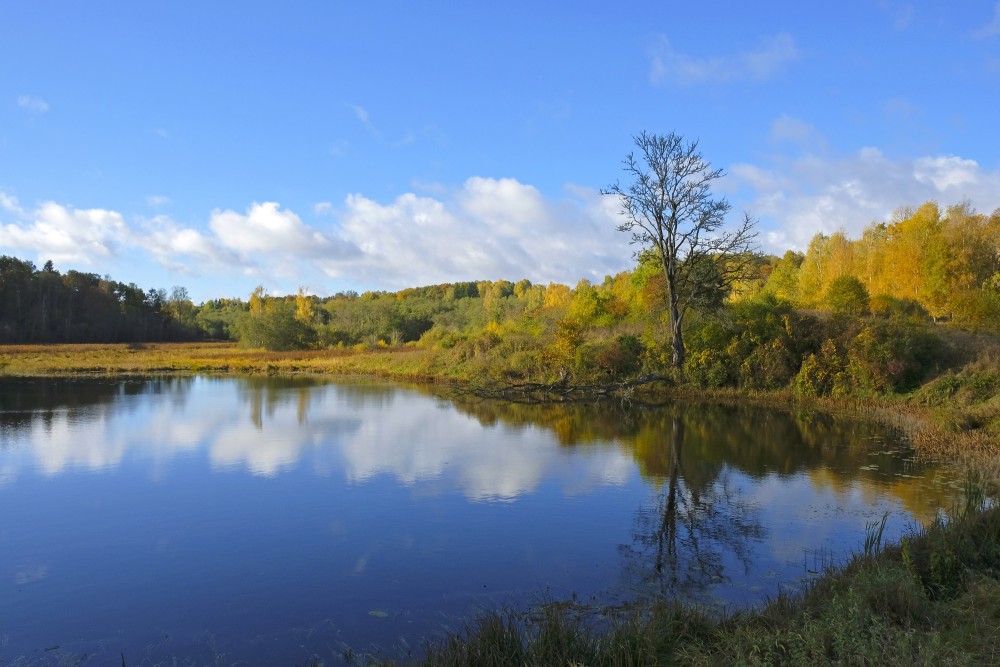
<box><xmin>0</xmin><ymin>376</ymin><xmax>962</xmax><ymax>665</ymax></box>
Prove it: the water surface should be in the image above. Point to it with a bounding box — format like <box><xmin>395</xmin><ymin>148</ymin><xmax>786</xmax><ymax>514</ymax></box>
<box><xmin>0</xmin><ymin>377</ymin><xmax>961</xmax><ymax>664</ymax></box>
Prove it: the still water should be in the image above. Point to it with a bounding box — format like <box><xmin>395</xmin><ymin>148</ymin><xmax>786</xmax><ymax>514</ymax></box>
<box><xmin>0</xmin><ymin>376</ymin><xmax>961</xmax><ymax>664</ymax></box>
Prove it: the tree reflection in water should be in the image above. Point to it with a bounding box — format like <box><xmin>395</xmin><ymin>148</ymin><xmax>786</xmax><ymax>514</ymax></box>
<box><xmin>620</xmin><ymin>413</ymin><xmax>764</xmax><ymax>602</ymax></box>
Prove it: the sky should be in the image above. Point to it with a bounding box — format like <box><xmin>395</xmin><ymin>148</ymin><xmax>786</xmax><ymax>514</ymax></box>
<box><xmin>2</xmin><ymin>1</ymin><xmax>1000</xmax><ymax>302</ymax></box>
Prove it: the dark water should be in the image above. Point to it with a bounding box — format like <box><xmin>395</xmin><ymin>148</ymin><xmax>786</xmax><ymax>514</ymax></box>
<box><xmin>0</xmin><ymin>377</ymin><xmax>961</xmax><ymax>665</ymax></box>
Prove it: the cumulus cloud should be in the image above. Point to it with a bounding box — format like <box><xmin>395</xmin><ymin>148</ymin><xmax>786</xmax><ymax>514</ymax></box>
<box><xmin>0</xmin><ymin>201</ymin><xmax>128</xmax><ymax>265</ymax></box>
<box><xmin>650</xmin><ymin>33</ymin><xmax>798</xmax><ymax>85</ymax></box>
<box><xmin>210</xmin><ymin>201</ymin><xmax>357</xmax><ymax>263</ymax></box>
<box><xmin>17</xmin><ymin>95</ymin><xmax>49</xmax><ymax>113</ymax></box>
<box><xmin>0</xmin><ymin>179</ymin><xmax>657</xmax><ymax>292</ymax></box>
<box><xmin>136</xmin><ymin>215</ymin><xmax>241</xmax><ymax>274</ymax></box>
<box><xmin>731</xmin><ymin>145</ymin><xmax>1000</xmax><ymax>251</ymax></box>
<box><xmin>321</xmin><ymin>177</ymin><xmax>631</xmax><ymax>288</ymax></box>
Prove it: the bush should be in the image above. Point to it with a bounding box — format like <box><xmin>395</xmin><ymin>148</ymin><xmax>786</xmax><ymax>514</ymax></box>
<box><xmin>870</xmin><ymin>294</ymin><xmax>930</xmax><ymax>321</ymax></box>
<box><xmin>795</xmin><ymin>340</ymin><xmax>849</xmax><ymax>397</ymax></box>
<box><xmin>573</xmin><ymin>335</ymin><xmax>644</xmax><ymax>382</ymax></box>
<box><xmin>825</xmin><ymin>275</ymin><xmax>870</xmax><ymax>316</ymax></box>
<box><xmin>417</xmin><ymin>324</ymin><xmax>464</xmax><ymax>350</ymax></box>
<box><xmin>234</xmin><ymin>299</ymin><xmax>315</xmax><ymax>351</ymax></box>
<box><xmin>739</xmin><ymin>338</ymin><xmax>799</xmax><ymax>390</ymax></box>
<box><xmin>685</xmin><ymin>348</ymin><xmax>733</xmax><ymax>388</ymax></box>
<box><xmin>847</xmin><ymin>321</ymin><xmax>945</xmax><ymax>393</ymax></box>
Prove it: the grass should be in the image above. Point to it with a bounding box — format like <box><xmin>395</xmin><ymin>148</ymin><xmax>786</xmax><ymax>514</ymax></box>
<box><xmin>0</xmin><ymin>342</ymin><xmax>455</xmax><ymax>382</ymax></box>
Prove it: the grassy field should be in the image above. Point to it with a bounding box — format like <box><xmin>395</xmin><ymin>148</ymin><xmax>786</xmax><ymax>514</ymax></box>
<box><xmin>0</xmin><ymin>341</ymin><xmax>456</xmax><ymax>381</ymax></box>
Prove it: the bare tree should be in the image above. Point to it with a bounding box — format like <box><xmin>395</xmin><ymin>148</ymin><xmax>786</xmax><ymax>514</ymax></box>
<box><xmin>603</xmin><ymin>131</ymin><xmax>757</xmax><ymax>369</ymax></box>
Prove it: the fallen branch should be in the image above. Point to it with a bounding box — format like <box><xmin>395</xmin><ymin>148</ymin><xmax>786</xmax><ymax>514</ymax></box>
<box><xmin>455</xmin><ymin>373</ymin><xmax>671</xmax><ymax>404</ymax></box>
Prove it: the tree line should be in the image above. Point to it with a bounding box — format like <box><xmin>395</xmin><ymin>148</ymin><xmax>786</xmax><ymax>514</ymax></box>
<box><xmin>0</xmin><ymin>257</ymin><xmax>202</xmax><ymax>344</ymax></box>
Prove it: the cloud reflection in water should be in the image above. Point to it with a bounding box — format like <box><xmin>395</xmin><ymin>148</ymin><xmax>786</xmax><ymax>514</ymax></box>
<box><xmin>0</xmin><ymin>377</ymin><xmax>634</xmax><ymax>501</ymax></box>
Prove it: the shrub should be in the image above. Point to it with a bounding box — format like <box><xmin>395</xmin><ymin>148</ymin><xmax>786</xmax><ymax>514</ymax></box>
<box><xmin>573</xmin><ymin>335</ymin><xmax>643</xmax><ymax>382</ymax></box>
<box><xmin>825</xmin><ymin>275</ymin><xmax>870</xmax><ymax>316</ymax></box>
<box><xmin>870</xmin><ymin>294</ymin><xmax>930</xmax><ymax>321</ymax></box>
<box><xmin>739</xmin><ymin>338</ymin><xmax>799</xmax><ymax>390</ymax></box>
<box><xmin>847</xmin><ymin>321</ymin><xmax>945</xmax><ymax>393</ymax></box>
<box><xmin>795</xmin><ymin>340</ymin><xmax>849</xmax><ymax>397</ymax></box>
<box><xmin>685</xmin><ymin>348</ymin><xmax>733</xmax><ymax>388</ymax></box>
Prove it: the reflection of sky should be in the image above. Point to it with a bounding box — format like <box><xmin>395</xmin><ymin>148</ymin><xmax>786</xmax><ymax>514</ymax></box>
<box><xmin>721</xmin><ymin>472</ymin><xmax>932</xmax><ymax>604</ymax></box>
<box><xmin>0</xmin><ymin>377</ymin><xmax>634</xmax><ymax>501</ymax></box>
<box><xmin>0</xmin><ymin>378</ymin><xmax>962</xmax><ymax>664</ymax></box>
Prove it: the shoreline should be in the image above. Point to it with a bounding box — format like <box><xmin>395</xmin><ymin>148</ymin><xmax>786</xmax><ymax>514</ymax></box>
<box><xmin>3</xmin><ymin>342</ymin><xmax>997</xmax><ymax>478</ymax></box>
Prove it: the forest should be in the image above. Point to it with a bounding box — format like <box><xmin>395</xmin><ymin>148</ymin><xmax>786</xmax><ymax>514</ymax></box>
<box><xmin>2</xmin><ymin>200</ymin><xmax>999</xmax><ymax>400</ymax></box>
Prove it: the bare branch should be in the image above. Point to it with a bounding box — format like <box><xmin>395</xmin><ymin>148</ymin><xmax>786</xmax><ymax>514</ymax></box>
<box><xmin>604</xmin><ymin>132</ymin><xmax>758</xmax><ymax>368</ymax></box>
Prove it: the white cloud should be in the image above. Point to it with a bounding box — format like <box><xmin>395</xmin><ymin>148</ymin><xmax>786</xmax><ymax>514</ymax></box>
<box><xmin>973</xmin><ymin>2</ymin><xmax>1000</xmax><ymax>39</ymax></box>
<box><xmin>650</xmin><ymin>33</ymin><xmax>798</xmax><ymax>86</ymax></box>
<box><xmin>326</xmin><ymin>177</ymin><xmax>631</xmax><ymax>287</ymax></box>
<box><xmin>0</xmin><ymin>191</ymin><xmax>23</xmax><ymax>214</ymax></box>
<box><xmin>732</xmin><ymin>147</ymin><xmax>1000</xmax><ymax>252</ymax></box>
<box><xmin>146</xmin><ymin>195</ymin><xmax>171</xmax><ymax>208</ymax></box>
<box><xmin>913</xmin><ymin>156</ymin><xmax>980</xmax><ymax>190</ymax></box>
<box><xmin>136</xmin><ymin>214</ymin><xmax>241</xmax><ymax>274</ymax></box>
<box><xmin>0</xmin><ymin>180</ymin><xmax>635</xmax><ymax>292</ymax></box>
<box><xmin>16</xmin><ymin>95</ymin><xmax>49</xmax><ymax>113</ymax></box>
<box><xmin>0</xmin><ymin>201</ymin><xmax>128</xmax><ymax>265</ymax></box>
<box><xmin>209</xmin><ymin>201</ymin><xmax>356</xmax><ymax>262</ymax></box>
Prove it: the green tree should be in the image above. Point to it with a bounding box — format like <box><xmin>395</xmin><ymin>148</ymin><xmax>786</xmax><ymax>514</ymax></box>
<box><xmin>236</xmin><ymin>289</ymin><xmax>315</xmax><ymax>350</ymax></box>
<box><xmin>825</xmin><ymin>275</ymin><xmax>870</xmax><ymax>316</ymax></box>
<box><xmin>764</xmin><ymin>250</ymin><xmax>803</xmax><ymax>302</ymax></box>
<box><xmin>603</xmin><ymin>131</ymin><xmax>757</xmax><ymax>368</ymax></box>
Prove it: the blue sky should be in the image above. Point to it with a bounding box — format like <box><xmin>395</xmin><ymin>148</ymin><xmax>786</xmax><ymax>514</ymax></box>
<box><xmin>2</xmin><ymin>1</ymin><xmax>1000</xmax><ymax>302</ymax></box>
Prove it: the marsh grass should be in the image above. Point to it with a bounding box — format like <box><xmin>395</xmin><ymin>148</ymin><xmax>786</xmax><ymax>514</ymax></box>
<box><xmin>412</xmin><ymin>497</ymin><xmax>1000</xmax><ymax>666</ymax></box>
<box><xmin>0</xmin><ymin>342</ymin><xmax>450</xmax><ymax>382</ymax></box>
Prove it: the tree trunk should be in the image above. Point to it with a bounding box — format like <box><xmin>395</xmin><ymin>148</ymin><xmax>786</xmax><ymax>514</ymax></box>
<box><xmin>670</xmin><ymin>301</ymin><xmax>685</xmax><ymax>368</ymax></box>
<box><xmin>666</xmin><ymin>277</ymin><xmax>685</xmax><ymax>369</ymax></box>
<box><xmin>662</xmin><ymin>255</ymin><xmax>686</xmax><ymax>370</ymax></box>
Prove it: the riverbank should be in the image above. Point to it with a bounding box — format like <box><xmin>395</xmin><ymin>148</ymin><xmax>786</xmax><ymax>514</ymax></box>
<box><xmin>2</xmin><ymin>342</ymin><xmax>997</xmax><ymax>476</ymax></box>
